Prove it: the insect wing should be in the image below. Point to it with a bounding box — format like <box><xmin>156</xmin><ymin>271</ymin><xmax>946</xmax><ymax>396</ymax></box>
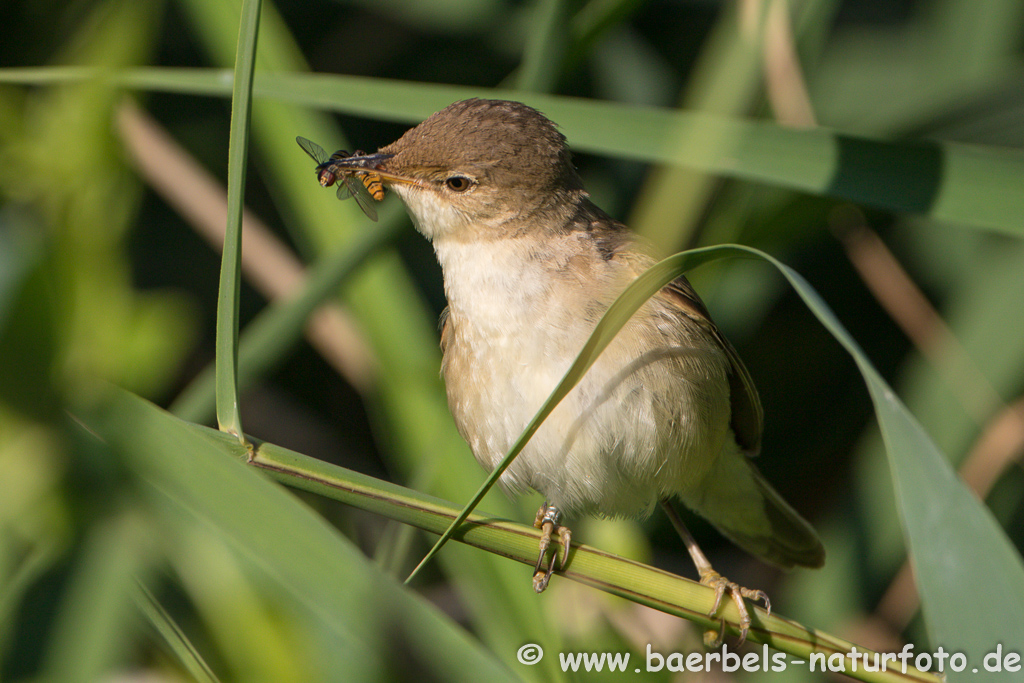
<box><xmin>338</xmin><ymin>174</ymin><xmax>378</xmax><ymax>221</ymax></box>
<box><xmin>300</xmin><ymin>138</ymin><xmax>378</xmax><ymax>220</ymax></box>
<box><xmin>296</xmin><ymin>136</ymin><xmax>329</xmax><ymax>164</ymax></box>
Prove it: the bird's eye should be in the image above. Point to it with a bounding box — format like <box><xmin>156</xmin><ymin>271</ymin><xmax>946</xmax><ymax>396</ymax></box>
<box><xmin>445</xmin><ymin>175</ymin><xmax>472</xmax><ymax>192</ymax></box>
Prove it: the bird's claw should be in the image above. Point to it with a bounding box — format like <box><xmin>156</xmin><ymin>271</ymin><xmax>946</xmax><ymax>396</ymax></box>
<box><xmin>700</xmin><ymin>571</ymin><xmax>770</xmax><ymax>646</ymax></box>
<box><xmin>532</xmin><ymin>504</ymin><xmax>571</xmax><ymax>592</ymax></box>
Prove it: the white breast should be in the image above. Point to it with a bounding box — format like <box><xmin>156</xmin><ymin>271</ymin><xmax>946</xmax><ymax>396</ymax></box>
<box><xmin>433</xmin><ymin>233</ymin><xmax>733</xmax><ymax>518</ymax></box>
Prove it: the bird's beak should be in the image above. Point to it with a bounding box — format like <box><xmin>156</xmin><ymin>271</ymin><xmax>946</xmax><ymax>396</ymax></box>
<box><xmin>327</xmin><ymin>152</ymin><xmax>423</xmax><ymax>188</ymax></box>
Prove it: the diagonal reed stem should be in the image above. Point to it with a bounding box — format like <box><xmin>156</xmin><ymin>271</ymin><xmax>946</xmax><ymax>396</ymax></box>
<box><xmin>247</xmin><ymin>440</ymin><xmax>938</xmax><ymax>683</ymax></box>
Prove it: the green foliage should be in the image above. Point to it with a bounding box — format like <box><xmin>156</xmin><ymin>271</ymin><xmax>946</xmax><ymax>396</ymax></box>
<box><xmin>2</xmin><ymin>0</ymin><xmax>1023</xmax><ymax>681</ymax></box>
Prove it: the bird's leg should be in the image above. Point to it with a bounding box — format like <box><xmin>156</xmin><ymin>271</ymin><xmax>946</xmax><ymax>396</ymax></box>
<box><xmin>532</xmin><ymin>503</ymin><xmax>572</xmax><ymax>593</ymax></box>
<box><xmin>660</xmin><ymin>500</ymin><xmax>770</xmax><ymax>645</ymax></box>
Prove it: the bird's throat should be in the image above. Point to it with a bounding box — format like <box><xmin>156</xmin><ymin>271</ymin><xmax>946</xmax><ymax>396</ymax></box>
<box><xmin>433</xmin><ymin>234</ymin><xmax>566</xmax><ymax>338</ymax></box>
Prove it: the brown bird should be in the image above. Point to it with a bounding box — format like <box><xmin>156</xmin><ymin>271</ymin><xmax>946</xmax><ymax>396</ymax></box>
<box><xmin>321</xmin><ymin>98</ymin><xmax>824</xmax><ymax>641</ymax></box>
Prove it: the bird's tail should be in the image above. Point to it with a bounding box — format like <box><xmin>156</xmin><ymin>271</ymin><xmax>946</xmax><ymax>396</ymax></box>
<box><xmin>680</xmin><ymin>448</ymin><xmax>825</xmax><ymax>569</ymax></box>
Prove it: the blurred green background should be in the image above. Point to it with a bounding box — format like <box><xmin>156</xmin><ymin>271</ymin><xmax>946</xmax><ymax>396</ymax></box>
<box><xmin>1</xmin><ymin>0</ymin><xmax>1023</xmax><ymax>681</ymax></box>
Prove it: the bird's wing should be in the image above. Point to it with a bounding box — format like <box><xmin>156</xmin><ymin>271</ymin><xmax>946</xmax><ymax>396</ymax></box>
<box><xmin>439</xmin><ymin>305</ymin><xmax>452</xmax><ymax>354</ymax></box>
<box><xmin>662</xmin><ymin>276</ymin><xmax>764</xmax><ymax>456</ymax></box>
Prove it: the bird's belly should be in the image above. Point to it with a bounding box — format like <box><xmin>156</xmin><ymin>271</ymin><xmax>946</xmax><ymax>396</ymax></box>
<box><xmin>442</xmin><ymin>316</ymin><xmax>731</xmax><ymax>518</ymax></box>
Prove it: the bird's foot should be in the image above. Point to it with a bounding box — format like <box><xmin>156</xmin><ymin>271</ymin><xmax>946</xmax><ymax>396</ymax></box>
<box><xmin>532</xmin><ymin>503</ymin><xmax>571</xmax><ymax>593</ymax></box>
<box><xmin>699</xmin><ymin>570</ymin><xmax>770</xmax><ymax>646</ymax></box>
